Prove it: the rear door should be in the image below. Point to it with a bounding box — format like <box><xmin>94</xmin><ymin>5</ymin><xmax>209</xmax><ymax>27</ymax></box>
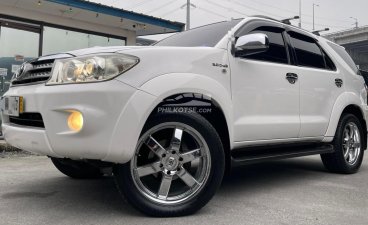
<box><xmin>286</xmin><ymin>31</ymin><xmax>343</xmax><ymax>138</ymax></box>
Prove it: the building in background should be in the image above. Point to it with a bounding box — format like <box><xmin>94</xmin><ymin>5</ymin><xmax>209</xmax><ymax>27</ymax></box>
<box><xmin>0</xmin><ymin>0</ymin><xmax>184</xmax><ymax>95</ymax></box>
<box><xmin>325</xmin><ymin>26</ymin><xmax>368</xmax><ymax>71</ymax></box>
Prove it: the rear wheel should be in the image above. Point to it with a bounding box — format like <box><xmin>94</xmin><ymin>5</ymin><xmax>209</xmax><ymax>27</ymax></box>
<box><xmin>114</xmin><ymin>113</ymin><xmax>225</xmax><ymax>217</ymax></box>
<box><xmin>51</xmin><ymin>158</ymin><xmax>103</xmax><ymax>179</ymax></box>
<box><xmin>321</xmin><ymin>114</ymin><xmax>365</xmax><ymax>174</ymax></box>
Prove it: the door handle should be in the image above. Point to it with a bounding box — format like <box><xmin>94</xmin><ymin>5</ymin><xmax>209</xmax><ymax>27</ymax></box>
<box><xmin>335</xmin><ymin>78</ymin><xmax>343</xmax><ymax>88</ymax></box>
<box><xmin>286</xmin><ymin>73</ymin><xmax>298</xmax><ymax>84</ymax></box>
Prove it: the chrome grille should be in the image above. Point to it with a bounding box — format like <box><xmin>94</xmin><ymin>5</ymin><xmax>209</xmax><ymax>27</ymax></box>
<box><xmin>12</xmin><ymin>59</ymin><xmax>55</xmax><ymax>85</ymax></box>
<box><xmin>33</xmin><ymin>62</ymin><xmax>54</xmax><ymax>69</ymax></box>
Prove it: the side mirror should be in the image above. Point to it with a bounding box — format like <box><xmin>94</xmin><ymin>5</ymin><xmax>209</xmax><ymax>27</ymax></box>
<box><xmin>234</xmin><ymin>33</ymin><xmax>269</xmax><ymax>57</ymax></box>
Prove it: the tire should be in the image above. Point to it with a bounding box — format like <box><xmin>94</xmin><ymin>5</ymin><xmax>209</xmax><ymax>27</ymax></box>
<box><xmin>114</xmin><ymin>112</ymin><xmax>225</xmax><ymax>217</ymax></box>
<box><xmin>321</xmin><ymin>114</ymin><xmax>365</xmax><ymax>174</ymax></box>
<box><xmin>51</xmin><ymin>158</ymin><xmax>103</xmax><ymax>179</ymax></box>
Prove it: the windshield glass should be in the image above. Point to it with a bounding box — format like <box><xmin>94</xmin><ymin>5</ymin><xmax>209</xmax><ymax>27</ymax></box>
<box><xmin>154</xmin><ymin>19</ymin><xmax>242</xmax><ymax>47</ymax></box>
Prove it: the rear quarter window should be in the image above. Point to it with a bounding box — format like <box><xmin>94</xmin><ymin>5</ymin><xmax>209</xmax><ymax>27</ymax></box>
<box><xmin>327</xmin><ymin>42</ymin><xmax>359</xmax><ymax>74</ymax></box>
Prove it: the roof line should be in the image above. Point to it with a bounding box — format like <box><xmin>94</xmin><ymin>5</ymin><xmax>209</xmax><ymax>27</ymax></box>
<box><xmin>325</xmin><ymin>25</ymin><xmax>368</xmax><ymax>37</ymax></box>
<box><xmin>45</xmin><ymin>0</ymin><xmax>185</xmax><ymax>32</ymax></box>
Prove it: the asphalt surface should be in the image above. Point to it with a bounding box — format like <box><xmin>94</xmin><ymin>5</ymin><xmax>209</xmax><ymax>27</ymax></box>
<box><xmin>0</xmin><ymin>154</ymin><xmax>367</xmax><ymax>225</ymax></box>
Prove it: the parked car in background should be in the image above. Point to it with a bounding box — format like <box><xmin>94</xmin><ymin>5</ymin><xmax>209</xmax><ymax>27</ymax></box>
<box><xmin>2</xmin><ymin>16</ymin><xmax>367</xmax><ymax>217</ymax></box>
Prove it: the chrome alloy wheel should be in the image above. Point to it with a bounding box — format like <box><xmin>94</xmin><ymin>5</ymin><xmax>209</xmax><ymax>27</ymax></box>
<box><xmin>131</xmin><ymin>122</ymin><xmax>211</xmax><ymax>205</ymax></box>
<box><xmin>342</xmin><ymin>122</ymin><xmax>361</xmax><ymax>165</ymax></box>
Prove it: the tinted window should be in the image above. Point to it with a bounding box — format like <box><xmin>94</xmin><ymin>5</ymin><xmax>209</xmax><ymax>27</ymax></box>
<box><xmin>322</xmin><ymin>49</ymin><xmax>336</xmax><ymax>71</ymax></box>
<box><xmin>155</xmin><ymin>19</ymin><xmax>242</xmax><ymax>47</ymax></box>
<box><xmin>289</xmin><ymin>32</ymin><xmax>325</xmax><ymax>69</ymax></box>
<box><xmin>361</xmin><ymin>70</ymin><xmax>368</xmax><ymax>84</ymax></box>
<box><xmin>327</xmin><ymin>42</ymin><xmax>359</xmax><ymax>74</ymax></box>
<box><xmin>240</xmin><ymin>27</ymin><xmax>288</xmax><ymax>64</ymax></box>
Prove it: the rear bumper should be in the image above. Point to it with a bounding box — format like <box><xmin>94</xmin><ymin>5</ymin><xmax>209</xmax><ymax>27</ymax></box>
<box><xmin>1</xmin><ymin>80</ymin><xmax>156</xmax><ymax>163</ymax></box>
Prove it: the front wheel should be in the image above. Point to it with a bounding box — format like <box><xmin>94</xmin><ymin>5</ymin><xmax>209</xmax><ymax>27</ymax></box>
<box><xmin>114</xmin><ymin>113</ymin><xmax>225</xmax><ymax>217</ymax></box>
<box><xmin>321</xmin><ymin>114</ymin><xmax>365</xmax><ymax>174</ymax></box>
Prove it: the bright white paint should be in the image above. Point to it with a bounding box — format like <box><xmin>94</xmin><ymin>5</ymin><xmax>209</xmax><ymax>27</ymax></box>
<box><xmin>230</xmin><ymin>53</ymin><xmax>301</xmax><ymax>141</ymax></box>
<box><xmin>2</xmin><ymin>17</ymin><xmax>367</xmax><ymax>163</ymax></box>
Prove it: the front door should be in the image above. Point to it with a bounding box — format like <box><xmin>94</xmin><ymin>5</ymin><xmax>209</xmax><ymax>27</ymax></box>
<box><xmin>230</xmin><ymin>24</ymin><xmax>300</xmax><ymax>142</ymax></box>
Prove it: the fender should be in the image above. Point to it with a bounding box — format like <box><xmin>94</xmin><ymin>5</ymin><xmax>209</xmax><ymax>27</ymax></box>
<box><xmin>323</xmin><ymin>92</ymin><xmax>365</xmax><ymax>142</ymax></box>
<box><xmin>104</xmin><ymin>73</ymin><xmax>234</xmax><ymax>163</ymax></box>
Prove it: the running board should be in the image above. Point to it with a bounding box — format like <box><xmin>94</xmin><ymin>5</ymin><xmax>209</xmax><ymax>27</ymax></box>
<box><xmin>231</xmin><ymin>143</ymin><xmax>334</xmax><ymax>167</ymax></box>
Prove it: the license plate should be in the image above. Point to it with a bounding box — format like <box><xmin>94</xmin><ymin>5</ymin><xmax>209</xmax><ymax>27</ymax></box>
<box><xmin>2</xmin><ymin>96</ymin><xmax>24</xmax><ymax>117</ymax></box>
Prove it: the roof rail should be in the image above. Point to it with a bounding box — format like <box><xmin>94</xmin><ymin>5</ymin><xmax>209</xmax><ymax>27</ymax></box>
<box><xmin>251</xmin><ymin>15</ymin><xmax>317</xmax><ymax>35</ymax></box>
<box><xmin>251</xmin><ymin>15</ymin><xmax>300</xmax><ymax>26</ymax></box>
<box><xmin>251</xmin><ymin>15</ymin><xmax>280</xmax><ymax>23</ymax></box>
<box><xmin>281</xmin><ymin>16</ymin><xmax>300</xmax><ymax>25</ymax></box>
<box><xmin>312</xmin><ymin>28</ymin><xmax>330</xmax><ymax>36</ymax></box>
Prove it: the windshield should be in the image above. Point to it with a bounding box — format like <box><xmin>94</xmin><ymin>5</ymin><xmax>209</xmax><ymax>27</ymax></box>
<box><xmin>154</xmin><ymin>19</ymin><xmax>242</xmax><ymax>47</ymax></box>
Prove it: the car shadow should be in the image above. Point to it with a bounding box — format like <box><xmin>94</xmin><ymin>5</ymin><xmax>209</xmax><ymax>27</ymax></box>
<box><xmin>2</xmin><ymin>156</ymin><xmax>353</xmax><ymax>218</ymax></box>
<box><xmin>219</xmin><ymin>156</ymin><xmax>329</xmax><ymax>196</ymax></box>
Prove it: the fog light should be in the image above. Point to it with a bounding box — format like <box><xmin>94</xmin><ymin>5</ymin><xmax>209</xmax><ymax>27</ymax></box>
<box><xmin>67</xmin><ymin>111</ymin><xmax>83</xmax><ymax>132</ymax></box>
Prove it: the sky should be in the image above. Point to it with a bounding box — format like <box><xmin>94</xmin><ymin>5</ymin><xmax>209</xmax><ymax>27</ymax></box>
<box><xmin>90</xmin><ymin>0</ymin><xmax>368</xmax><ymax>40</ymax></box>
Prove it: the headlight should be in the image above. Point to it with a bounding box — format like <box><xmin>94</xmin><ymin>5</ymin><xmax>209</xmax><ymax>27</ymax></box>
<box><xmin>46</xmin><ymin>53</ymin><xmax>139</xmax><ymax>85</ymax></box>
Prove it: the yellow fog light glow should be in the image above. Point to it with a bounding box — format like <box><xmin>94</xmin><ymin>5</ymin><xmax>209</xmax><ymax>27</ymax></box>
<box><xmin>67</xmin><ymin>111</ymin><xmax>84</xmax><ymax>132</ymax></box>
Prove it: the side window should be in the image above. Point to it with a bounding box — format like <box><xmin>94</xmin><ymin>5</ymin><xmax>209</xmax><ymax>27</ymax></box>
<box><xmin>239</xmin><ymin>26</ymin><xmax>289</xmax><ymax>64</ymax></box>
<box><xmin>288</xmin><ymin>31</ymin><xmax>325</xmax><ymax>69</ymax></box>
<box><xmin>327</xmin><ymin>42</ymin><xmax>359</xmax><ymax>74</ymax></box>
<box><xmin>323</xmin><ymin>50</ymin><xmax>336</xmax><ymax>71</ymax></box>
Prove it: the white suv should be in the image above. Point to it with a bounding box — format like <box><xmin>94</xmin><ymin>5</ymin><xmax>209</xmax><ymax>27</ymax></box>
<box><xmin>2</xmin><ymin>17</ymin><xmax>367</xmax><ymax>216</ymax></box>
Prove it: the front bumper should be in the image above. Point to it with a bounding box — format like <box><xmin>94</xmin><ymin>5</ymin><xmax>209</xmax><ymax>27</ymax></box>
<box><xmin>2</xmin><ymin>124</ymin><xmax>53</xmax><ymax>156</ymax></box>
<box><xmin>2</xmin><ymin>80</ymin><xmax>153</xmax><ymax>163</ymax></box>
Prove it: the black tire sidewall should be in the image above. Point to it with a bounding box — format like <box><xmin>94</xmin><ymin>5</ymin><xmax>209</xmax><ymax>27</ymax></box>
<box><xmin>330</xmin><ymin>114</ymin><xmax>364</xmax><ymax>173</ymax></box>
<box><xmin>114</xmin><ymin>113</ymin><xmax>225</xmax><ymax>217</ymax></box>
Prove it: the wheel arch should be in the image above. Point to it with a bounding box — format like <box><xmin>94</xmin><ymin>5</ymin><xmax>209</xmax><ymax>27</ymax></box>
<box><xmin>324</xmin><ymin>92</ymin><xmax>367</xmax><ymax>151</ymax></box>
<box><xmin>105</xmin><ymin>73</ymin><xmax>234</xmax><ymax>164</ymax></box>
<box><xmin>146</xmin><ymin>92</ymin><xmax>232</xmax><ymax>173</ymax></box>
<box><xmin>340</xmin><ymin>105</ymin><xmax>367</xmax><ymax>151</ymax></box>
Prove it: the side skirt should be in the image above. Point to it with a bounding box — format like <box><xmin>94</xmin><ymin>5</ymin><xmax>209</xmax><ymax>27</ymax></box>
<box><xmin>231</xmin><ymin>142</ymin><xmax>334</xmax><ymax>167</ymax></box>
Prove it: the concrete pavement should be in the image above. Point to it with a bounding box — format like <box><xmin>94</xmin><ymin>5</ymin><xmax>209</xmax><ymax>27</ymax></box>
<box><xmin>0</xmin><ymin>154</ymin><xmax>367</xmax><ymax>225</ymax></box>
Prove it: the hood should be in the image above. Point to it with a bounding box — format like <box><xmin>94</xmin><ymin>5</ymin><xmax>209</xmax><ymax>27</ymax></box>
<box><xmin>37</xmin><ymin>46</ymin><xmax>153</xmax><ymax>61</ymax></box>
<box><xmin>65</xmin><ymin>46</ymin><xmax>149</xmax><ymax>56</ymax></box>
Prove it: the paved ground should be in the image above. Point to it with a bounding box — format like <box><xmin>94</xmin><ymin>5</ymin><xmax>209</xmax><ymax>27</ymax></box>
<box><xmin>0</xmin><ymin>154</ymin><xmax>367</xmax><ymax>225</ymax></box>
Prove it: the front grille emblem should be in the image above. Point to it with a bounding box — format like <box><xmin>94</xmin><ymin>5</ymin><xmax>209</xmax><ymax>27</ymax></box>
<box><xmin>12</xmin><ymin>59</ymin><xmax>55</xmax><ymax>86</ymax></box>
